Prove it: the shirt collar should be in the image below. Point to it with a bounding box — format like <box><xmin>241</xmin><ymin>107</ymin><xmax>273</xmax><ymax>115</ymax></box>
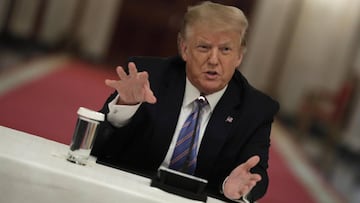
<box><xmin>182</xmin><ymin>77</ymin><xmax>227</xmax><ymax>111</ymax></box>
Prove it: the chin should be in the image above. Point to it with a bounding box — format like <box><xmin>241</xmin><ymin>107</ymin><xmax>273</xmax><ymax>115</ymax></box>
<box><xmin>197</xmin><ymin>79</ymin><xmax>223</xmax><ymax>94</ymax></box>
<box><xmin>200</xmin><ymin>86</ymin><xmax>222</xmax><ymax>95</ymax></box>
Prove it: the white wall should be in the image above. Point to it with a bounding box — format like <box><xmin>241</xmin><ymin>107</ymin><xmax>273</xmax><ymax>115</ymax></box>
<box><xmin>7</xmin><ymin>0</ymin><xmax>42</xmax><ymax>38</ymax></box>
<box><xmin>3</xmin><ymin>0</ymin><xmax>123</xmax><ymax>61</ymax></box>
<box><xmin>343</xmin><ymin>41</ymin><xmax>360</xmax><ymax>151</ymax></box>
<box><xmin>76</xmin><ymin>0</ymin><xmax>123</xmax><ymax>60</ymax></box>
<box><xmin>242</xmin><ymin>0</ymin><xmax>360</xmax><ymax>114</ymax></box>
<box><xmin>278</xmin><ymin>0</ymin><xmax>360</xmax><ymax>113</ymax></box>
<box><xmin>355</xmin><ymin>48</ymin><xmax>360</xmax><ymax>75</ymax></box>
<box><xmin>0</xmin><ymin>0</ymin><xmax>11</xmax><ymax>31</ymax></box>
<box><xmin>38</xmin><ymin>0</ymin><xmax>79</xmax><ymax>46</ymax></box>
<box><xmin>241</xmin><ymin>0</ymin><xmax>300</xmax><ymax>92</ymax></box>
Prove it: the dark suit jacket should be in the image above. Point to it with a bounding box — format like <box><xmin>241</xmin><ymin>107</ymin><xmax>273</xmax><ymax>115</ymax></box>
<box><xmin>91</xmin><ymin>56</ymin><xmax>279</xmax><ymax>202</ymax></box>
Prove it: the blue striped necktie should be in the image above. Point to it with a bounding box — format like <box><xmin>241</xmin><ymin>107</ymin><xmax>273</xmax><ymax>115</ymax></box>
<box><xmin>169</xmin><ymin>96</ymin><xmax>208</xmax><ymax>175</ymax></box>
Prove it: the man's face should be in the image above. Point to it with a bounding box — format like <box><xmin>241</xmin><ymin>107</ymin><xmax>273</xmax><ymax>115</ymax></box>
<box><xmin>180</xmin><ymin>25</ymin><xmax>243</xmax><ymax>95</ymax></box>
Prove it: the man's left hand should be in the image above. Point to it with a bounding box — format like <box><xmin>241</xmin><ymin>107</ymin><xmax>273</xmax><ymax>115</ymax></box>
<box><xmin>223</xmin><ymin>155</ymin><xmax>262</xmax><ymax>200</ymax></box>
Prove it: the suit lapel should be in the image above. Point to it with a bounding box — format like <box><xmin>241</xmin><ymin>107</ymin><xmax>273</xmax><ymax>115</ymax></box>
<box><xmin>196</xmin><ymin>78</ymin><xmax>243</xmax><ymax>178</ymax></box>
<box><xmin>148</xmin><ymin>63</ymin><xmax>186</xmax><ymax>166</ymax></box>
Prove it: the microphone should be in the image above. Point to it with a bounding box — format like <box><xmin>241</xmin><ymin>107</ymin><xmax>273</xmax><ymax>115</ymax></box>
<box><xmin>198</xmin><ymin>95</ymin><xmax>206</xmax><ymax>103</ymax></box>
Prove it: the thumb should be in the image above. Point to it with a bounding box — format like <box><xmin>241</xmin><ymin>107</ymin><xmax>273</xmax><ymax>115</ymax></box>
<box><xmin>145</xmin><ymin>88</ymin><xmax>157</xmax><ymax>104</ymax></box>
<box><xmin>104</xmin><ymin>79</ymin><xmax>117</xmax><ymax>88</ymax></box>
<box><xmin>230</xmin><ymin>155</ymin><xmax>260</xmax><ymax>176</ymax></box>
<box><xmin>139</xmin><ymin>72</ymin><xmax>157</xmax><ymax>104</ymax></box>
<box><xmin>243</xmin><ymin>155</ymin><xmax>260</xmax><ymax>171</ymax></box>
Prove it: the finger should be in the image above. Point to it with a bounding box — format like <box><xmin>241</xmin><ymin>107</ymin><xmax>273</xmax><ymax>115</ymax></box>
<box><xmin>231</xmin><ymin>156</ymin><xmax>260</xmax><ymax>175</ymax></box>
<box><xmin>247</xmin><ymin>180</ymin><xmax>258</xmax><ymax>188</ymax></box>
<box><xmin>105</xmin><ymin>79</ymin><xmax>118</xmax><ymax>88</ymax></box>
<box><xmin>243</xmin><ymin>155</ymin><xmax>260</xmax><ymax>171</ymax></box>
<box><xmin>116</xmin><ymin>66</ymin><xmax>128</xmax><ymax>79</ymax></box>
<box><xmin>139</xmin><ymin>72</ymin><xmax>157</xmax><ymax>104</ymax></box>
<box><xmin>145</xmin><ymin>89</ymin><xmax>157</xmax><ymax>104</ymax></box>
<box><xmin>249</xmin><ymin>173</ymin><xmax>262</xmax><ymax>182</ymax></box>
<box><xmin>128</xmin><ymin>62</ymin><xmax>138</xmax><ymax>77</ymax></box>
<box><xmin>138</xmin><ymin>71</ymin><xmax>149</xmax><ymax>80</ymax></box>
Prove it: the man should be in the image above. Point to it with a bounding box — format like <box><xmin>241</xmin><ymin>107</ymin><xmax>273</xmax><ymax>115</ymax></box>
<box><xmin>91</xmin><ymin>1</ymin><xmax>279</xmax><ymax>202</ymax></box>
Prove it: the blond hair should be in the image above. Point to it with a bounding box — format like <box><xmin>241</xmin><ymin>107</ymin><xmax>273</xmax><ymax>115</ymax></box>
<box><xmin>178</xmin><ymin>1</ymin><xmax>248</xmax><ymax>49</ymax></box>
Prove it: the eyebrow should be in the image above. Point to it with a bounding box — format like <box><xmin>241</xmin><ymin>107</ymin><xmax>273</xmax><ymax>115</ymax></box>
<box><xmin>196</xmin><ymin>40</ymin><xmax>234</xmax><ymax>47</ymax></box>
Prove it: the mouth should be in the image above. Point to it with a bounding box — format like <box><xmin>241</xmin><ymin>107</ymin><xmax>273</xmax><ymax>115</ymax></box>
<box><xmin>204</xmin><ymin>71</ymin><xmax>218</xmax><ymax>79</ymax></box>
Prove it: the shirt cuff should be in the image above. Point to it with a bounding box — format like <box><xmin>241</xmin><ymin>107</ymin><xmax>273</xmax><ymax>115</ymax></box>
<box><xmin>107</xmin><ymin>95</ymin><xmax>141</xmax><ymax>127</ymax></box>
<box><xmin>221</xmin><ymin>176</ymin><xmax>250</xmax><ymax>203</ymax></box>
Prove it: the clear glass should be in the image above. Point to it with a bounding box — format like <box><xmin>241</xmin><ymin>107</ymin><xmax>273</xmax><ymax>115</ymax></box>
<box><xmin>67</xmin><ymin>116</ymin><xmax>100</xmax><ymax>165</ymax></box>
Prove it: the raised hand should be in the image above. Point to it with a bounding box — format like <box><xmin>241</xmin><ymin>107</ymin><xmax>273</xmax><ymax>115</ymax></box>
<box><xmin>105</xmin><ymin>62</ymin><xmax>157</xmax><ymax>105</ymax></box>
<box><xmin>223</xmin><ymin>155</ymin><xmax>262</xmax><ymax>200</ymax></box>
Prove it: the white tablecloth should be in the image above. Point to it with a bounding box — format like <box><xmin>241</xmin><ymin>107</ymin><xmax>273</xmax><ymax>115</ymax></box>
<box><xmin>0</xmin><ymin>126</ymin><xmax>224</xmax><ymax>203</ymax></box>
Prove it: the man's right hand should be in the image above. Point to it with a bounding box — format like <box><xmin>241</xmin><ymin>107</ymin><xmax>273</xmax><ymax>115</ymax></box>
<box><xmin>105</xmin><ymin>62</ymin><xmax>157</xmax><ymax>105</ymax></box>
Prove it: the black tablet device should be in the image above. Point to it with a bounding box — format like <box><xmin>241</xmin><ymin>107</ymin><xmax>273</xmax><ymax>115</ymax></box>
<box><xmin>151</xmin><ymin>166</ymin><xmax>208</xmax><ymax>202</ymax></box>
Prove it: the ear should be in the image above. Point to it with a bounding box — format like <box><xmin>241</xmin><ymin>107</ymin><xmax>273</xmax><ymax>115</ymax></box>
<box><xmin>235</xmin><ymin>52</ymin><xmax>244</xmax><ymax>68</ymax></box>
<box><xmin>179</xmin><ymin>37</ymin><xmax>188</xmax><ymax>61</ymax></box>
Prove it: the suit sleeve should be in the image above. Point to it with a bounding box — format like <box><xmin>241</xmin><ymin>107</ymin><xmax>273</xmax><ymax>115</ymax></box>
<box><xmin>241</xmin><ymin>99</ymin><xmax>279</xmax><ymax>202</ymax></box>
<box><xmin>91</xmin><ymin>91</ymin><xmax>118</xmax><ymax>157</ymax></box>
<box><xmin>241</xmin><ymin>121</ymin><xmax>273</xmax><ymax>202</ymax></box>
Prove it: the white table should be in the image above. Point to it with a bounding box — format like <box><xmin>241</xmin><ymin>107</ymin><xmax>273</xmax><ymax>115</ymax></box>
<box><xmin>0</xmin><ymin>126</ymin><xmax>225</xmax><ymax>203</ymax></box>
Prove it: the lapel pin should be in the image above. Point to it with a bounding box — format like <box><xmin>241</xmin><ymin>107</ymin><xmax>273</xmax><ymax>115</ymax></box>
<box><xmin>225</xmin><ymin>116</ymin><xmax>233</xmax><ymax>123</ymax></box>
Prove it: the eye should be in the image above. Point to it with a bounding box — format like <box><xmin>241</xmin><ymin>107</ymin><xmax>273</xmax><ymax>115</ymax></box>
<box><xmin>197</xmin><ymin>44</ymin><xmax>210</xmax><ymax>52</ymax></box>
<box><xmin>220</xmin><ymin>47</ymin><xmax>232</xmax><ymax>54</ymax></box>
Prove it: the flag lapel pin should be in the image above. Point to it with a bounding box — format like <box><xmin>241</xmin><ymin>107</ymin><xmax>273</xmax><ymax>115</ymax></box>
<box><xmin>225</xmin><ymin>116</ymin><xmax>233</xmax><ymax>123</ymax></box>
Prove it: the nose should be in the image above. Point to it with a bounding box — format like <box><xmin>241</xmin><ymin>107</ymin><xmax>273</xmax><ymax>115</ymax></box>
<box><xmin>208</xmin><ymin>49</ymin><xmax>219</xmax><ymax>66</ymax></box>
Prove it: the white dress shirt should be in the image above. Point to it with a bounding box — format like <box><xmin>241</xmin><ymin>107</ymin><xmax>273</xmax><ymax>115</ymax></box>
<box><xmin>107</xmin><ymin>77</ymin><xmax>226</xmax><ymax>167</ymax></box>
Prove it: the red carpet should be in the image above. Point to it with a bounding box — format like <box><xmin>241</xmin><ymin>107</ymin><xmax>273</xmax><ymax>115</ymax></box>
<box><xmin>262</xmin><ymin>146</ymin><xmax>315</xmax><ymax>203</ymax></box>
<box><xmin>0</xmin><ymin>60</ymin><xmax>316</xmax><ymax>202</ymax></box>
<box><xmin>0</xmin><ymin>60</ymin><xmax>114</xmax><ymax>144</ymax></box>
